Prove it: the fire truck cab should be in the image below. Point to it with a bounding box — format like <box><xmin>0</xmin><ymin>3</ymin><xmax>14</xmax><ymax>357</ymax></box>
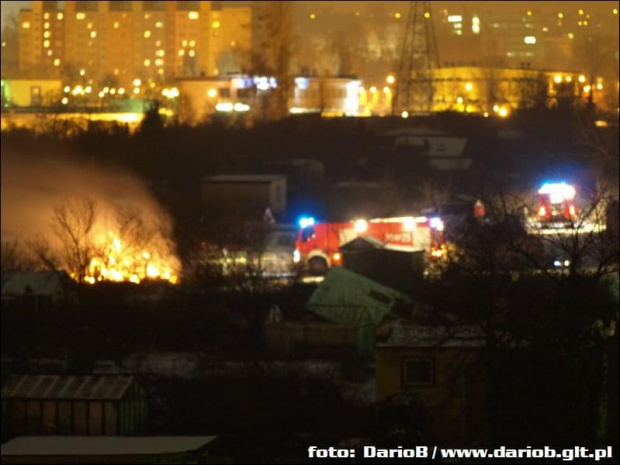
<box><xmin>294</xmin><ymin>216</ymin><xmax>446</xmax><ymax>275</ymax></box>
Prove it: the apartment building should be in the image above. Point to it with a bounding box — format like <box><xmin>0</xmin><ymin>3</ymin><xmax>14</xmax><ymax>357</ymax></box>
<box><xmin>17</xmin><ymin>1</ymin><xmax>251</xmax><ymax>86</ymax></box>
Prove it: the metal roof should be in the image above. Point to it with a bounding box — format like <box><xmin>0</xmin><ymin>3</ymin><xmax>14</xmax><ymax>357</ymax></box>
<box><xmin>1</xmin><ymin>271</ymin><xmax>69</xmax><ymax>297</ymax></box>
<box><xmin>1</xmin><ymin>375</ymin><xmax>135</xmax><ymax>400</ymax></box>
<box><xmin>201</xmin><ymin>174</ymin><xmax>285</xmax><ymax>183</ymax></box>
<box><xmin>1</xmin><ymin>436</ymin><xmax>218</xmax><ymax>457</ymax></box>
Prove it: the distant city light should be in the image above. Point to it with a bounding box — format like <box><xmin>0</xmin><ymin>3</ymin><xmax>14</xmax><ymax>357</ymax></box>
<box><xmin>583</xmin><ymin>85</ymin><xmax>592</xmax><ymax>93</ymax></box>
<box><xmin>61</xmin><ymin>97</ymin><xmax>68</xmax><ymax>105</ymax></box>
<box><xmin>207</xmin><ymin>88</ymin><xmax>217</xmax><ymax>98</ymax></box>
<box><xmin>498</xmin><ymin>107</ymin><xmax>509</xmax><ymax>117</ymax></box>
<box><xmin>456</xmin><ymin>96</ymin><xmax>464</xmax><ymax>104</ymax></box>
<box><xmin>554</xmin><ymin>75</ymin><xmax>562</xmax><ymax>83</ymax></box>
<box><xmin>383</xmin><ymin>86</ymin><xmax>390</xmax><ymax>94</ymax></box>
<box><xmin>465</xmin><ymin>82</ymin><xmax>473</xmax><ymax>91</ymax></box>
<box><xmin>565</xmin><ymin>76</ymin><xmax>572</xmax><ymax>83</ymax></box>
<box><xmin>401</xmin><ymin>111</ymin><xmax>409</xmax><ymax>118</ymax></box>
<box><xmin>578</xmin><ymin>75</ymin><xmax>586</xmax><ymax>83</ymax></box>
<box><xmin>370</xmin><ymin>86</ymin><xmax>377</xmax><ymax>93</ymax></box>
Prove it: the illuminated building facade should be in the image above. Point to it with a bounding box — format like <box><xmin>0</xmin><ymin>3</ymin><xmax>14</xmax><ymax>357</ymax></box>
<box><xmin>17</xmin><ymin>1</ymin><xmax>252</xmax><ymax>86</ymax></box>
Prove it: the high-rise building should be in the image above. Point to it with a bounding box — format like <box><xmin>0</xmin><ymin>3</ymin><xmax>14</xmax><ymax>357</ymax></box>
<box><xmin>17</xmin><ymin>1</ymin><xmax>251</xmax><ymax>86</ymax></box>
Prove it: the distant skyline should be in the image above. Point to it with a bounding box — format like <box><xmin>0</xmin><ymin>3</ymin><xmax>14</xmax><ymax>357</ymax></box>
<box><xmin>2</xmin><ymin>1</ymin><xmax>618</xmax><ymax>30</ymax></box>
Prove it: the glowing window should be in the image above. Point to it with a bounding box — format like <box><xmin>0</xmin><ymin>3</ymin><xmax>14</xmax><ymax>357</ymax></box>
<box><xmin>188</xmin><ymin>12</ymin><xmax>199</xmax><ymax>20</ymax></box>
<box><xmin>77</xmin><ymin>13</ymin><xmax>86</xmax><ymax>20</ymax></box>
<box><xmin>22</xmin><ymin>22</ymin><xmax>31</xmax><ymax>29</ymax></box>
<box><xmin>212</xmin><ymin>20</ymin><xmax>221</xmax><ymax>29</ymax></box>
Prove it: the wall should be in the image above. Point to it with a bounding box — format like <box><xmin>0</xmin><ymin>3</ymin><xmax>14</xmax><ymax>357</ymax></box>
<box><xmin>376</xmin><ymin>345</ymin><xmax>488</xmax><ymax>445</ymax></box>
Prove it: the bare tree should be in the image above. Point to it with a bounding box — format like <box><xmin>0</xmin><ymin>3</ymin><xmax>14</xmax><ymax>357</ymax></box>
<box><xmin>48</xmin><ymin>197</ymin><xmax>98</xmax><ymax>282</ymax></box>
<box><xmin>26</xmin><ymin>233</ymin><xmax>61</xmax><ymax>272</ymax></box>
<box><xmin>251</xmin><ymin>1</ymin><xmax>294</xmax><ymax>119</ymax></box>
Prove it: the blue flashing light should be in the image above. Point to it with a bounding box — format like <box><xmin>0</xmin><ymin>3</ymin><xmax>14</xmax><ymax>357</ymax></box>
<box><xmin>295</xmin><ymin>77</ymin><xmax>309</xmax><ymax>90</ymax></box>
<box><xmin>298</xmin><ymin>217</ymin><xmax>315</xmax><ymax>228</ymax></box>
<box><xmin>538</xmin><ymin>182</ymin><xmax>576</xmax><ymax>202</ymax></box>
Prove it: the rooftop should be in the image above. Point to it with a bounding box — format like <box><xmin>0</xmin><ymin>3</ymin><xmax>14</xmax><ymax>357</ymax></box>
<box><xmin>0</xmin><ymin>436</ymin><xmax>217</xmax><ymax>457</ymax></box>
<box><xmin>1</xmin><ymin>375</ymin><xmax>136</xmax><ymax>400</ymax></box>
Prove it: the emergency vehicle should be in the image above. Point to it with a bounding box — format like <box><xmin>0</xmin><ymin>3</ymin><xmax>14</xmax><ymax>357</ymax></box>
<box><xmin>535</xmin><ymin>182</ymin><xmax>579</xmax><ymax>226</ymax></box>
<box><xmin>294</xmin><ymin>216</ymin><xmax>446</xmax><ymax>274</ymax></box>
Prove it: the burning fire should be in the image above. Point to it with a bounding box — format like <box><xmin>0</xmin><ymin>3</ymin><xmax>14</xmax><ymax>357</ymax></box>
<box><xmin>79</xmin><ymin>232</ymin><xmax>179</xmax><ymax>285</ymax></box>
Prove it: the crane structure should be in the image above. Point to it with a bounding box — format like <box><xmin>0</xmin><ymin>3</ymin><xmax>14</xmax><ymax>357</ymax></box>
<box><xmin>392</xmin><ymin>1</ymin><xmax>441</xmax><ymax>116</ymax></box>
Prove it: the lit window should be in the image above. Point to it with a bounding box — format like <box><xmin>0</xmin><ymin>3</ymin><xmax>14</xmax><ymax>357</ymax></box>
<box><xmin>44</xmin><ymin>12</ymin><xmax>50</xmax><ymax>20</ymax></box>
<box><xmin>80</xmin><ymin>69</ymin><xmax>86</xmax><ymax>76</ymax></box>
<box><xmin>77</xmin><ymin>13</ymin><xmax>86</xmax><ymax>20</ymax></box>
<box><xmin>90</xmin><ymin>31</ymin><xmax>97</xmax><ymax>38</ymax></box>
<box><xmin>22</xmin><ymin>22</ymin><xmax>31</xmax><ymax>29</ymax></box>
<box><xmin>189</xmin><ymin>50</ymin><xmax>195</xmax><ymax>57</ymax></box>
<box><xmin>114</xmin><ymin>22</ymin><xmax>120</xmax><ymax>29</ymax></box>
<box><xmin>212</xmin><ymin>20</ymin><xmax>221</xmax><ymax>29</ymax></box>
<box><xmin>54</xmin><ymin>58</ymin><xmax>60</xmax><ymax>66</ymax></box>
<box><xmin>57</xmin><ymin>13</ymin><xmax>64</xmax><ymax>20</ymax></box>
<box><xmin>156</xmin><ymin>50</ymin><xmax>165</xmax><ymax>57</ymax></box>
<box><xmin>310</xmin><ymin>13</ymin><xmax>316</xmax><ymax>19</ymax></box>
<box><xmin>182</xmin><ymin>40</ymin><xmax>188</xmax><ymax>47</ymax></box>
<box><xmin>47</xmin><ymin>50</ymin><xmax>53</xmax><ymax>56</ymax></box>
<box><xmin>44</xmin><ymin>22</ymin><xmax>50</xmax><ymax>29</ymax></box>
<box><xmin>424</xmin><ymin>12</ymin><xmax>431</xmax><ymax>19</ymax></box>
<box><xmin>156</xmin><ymin>21</ymin><xmax>164</xmax><ymax>28</ymax></box>
<box><xmin>144</xmin><ymin>30</ymin><xmax>151</xmax><ymax>38</ymax></box>
<box><xmin>155</xmin><ymin>59</ymin><xmax>164</xmax><ymax>66</ymax></box>
<box><xmin>395</xmin><ymin>12</ymin><xmax>401</xmax><ymax>19</ymax></box>
<box><xmin>158</xmin><ymin>69</ymin><xmax>164</xmax><ymax>75</ymax></box>
<box><xmin>524</xmin><ymin>36</ymin><xmax>536</xmax><ymax>44</ymax></box>
<box><xmin>189</xmin><ymin>40</ymin><xmax>196</xmax><ymax>47</ymax></box>
<box><xmin>403</xmin><ymin>359</ymin><xmax>434</xmax><ymax>386</ymax></box>
<box><xmin>558</xmin><ymin>12</ymin><xmax>563</xmax><ymax>19</ymax></box>
<box><xmin>188</xmin><ymin>12</ymin><xmax>199</xmax><ymax>20</ymax></box>
<box><xmin>44</xmin><ymin>31</ymin><xmax>51</xmax><ymax>38</ymax></box>
<box><xmin>43</xmin><ymin>40</ymin><xmax>50</xmax><ymax>48</ymax></box>
<box><xmin>144</xmin><ymin>59</ymin><xmax>151</xmax><ymax>67</ymax></box>
<box><xmin>87</xmin><ymin>22</ymin><xmax>93</xmax><ymax>29</ymax></box>
<box><xmin>156</xmin><ymin>40</ymin><xmax>162</xmax><ymax>47</ymax></box>
<box><xmin>178</xmin><ymin>49</ymin><xmax>185</xmax><ymax>56</ymax></box>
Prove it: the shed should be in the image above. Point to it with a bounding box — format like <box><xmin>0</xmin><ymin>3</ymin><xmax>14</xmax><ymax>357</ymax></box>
<box><xmin>0</xmin><ymin>436</ymin><xmax>218</xmax><ymax>464</ymax></box>
<box><xmin>306</xmin><ymin>267</ymin><xmax>408</xmax><ymax>358</ymax></box>
<box><xmin>201</xmin><ymin>174</ymin><xmax>287</xmax><ymax>216</ymax></box>
<box><xmin>1</xmin><ymin>375</ymin><xmax>147</xmax><ymax>439</ymax></box>
<box><xmin>375</xmin><ymin>324</ymin><xmax>490</xmax><ymax>445</ymax></box>
<box><xmin>1</xmin><ymin>271</ymin><xmax>76</xmax><ymax>312</ymax></box>
<box><xmin>340</xmin><ymin>237</ymin><xmax>424</xmax><ymax>292</ymax></box>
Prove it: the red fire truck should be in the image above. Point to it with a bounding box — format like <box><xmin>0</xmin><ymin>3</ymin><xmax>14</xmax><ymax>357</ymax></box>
<box><xmin>294</xmin><ymin>216</ymin><xmax>446</xmax><ymax>274</ymax></box>
<box><xmin>536</xmin><ymin>182</ymin><xmax>579</xmax><ymax>226</ymax></box>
